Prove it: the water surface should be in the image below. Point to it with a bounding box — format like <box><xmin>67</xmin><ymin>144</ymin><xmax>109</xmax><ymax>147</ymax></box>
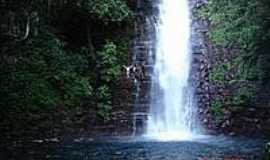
<box><xmin>1</xmin><ymin>136</ymin><xmax>267</xmax><ymax>160</ymax></box>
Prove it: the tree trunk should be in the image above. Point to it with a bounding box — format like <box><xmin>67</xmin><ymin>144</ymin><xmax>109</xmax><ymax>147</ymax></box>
<box><xmin>87</xmin><ymin>22</ymin><xmax>96</xmax><ymax>61</ymax></box>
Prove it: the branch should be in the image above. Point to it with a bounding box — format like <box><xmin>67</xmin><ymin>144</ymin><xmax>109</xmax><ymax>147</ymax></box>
<box><xmin>21</xmin><ymin>16</ymin><xmax>30</xmax><ymax>41</ymax></box>
<box><xmin>2</xmin><ymin>33</ymin><xmax>20</xmax><ymax>38</ymax></box>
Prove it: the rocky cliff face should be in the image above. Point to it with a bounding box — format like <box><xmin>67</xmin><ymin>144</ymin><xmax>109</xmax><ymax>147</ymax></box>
<box><xmin>189</xmin><ymin>0</ymin><xmax>211</xmax><ymax>133</ymax></box>
<box><xmin>128</xmin><ymin>0</ymin><xmax>158</xmax><ymax>135</ymax></box>
<box><xmin>191</xmin><ymin>0</ymin><xmax>270</xmax><ymax>136</ymax></box>
<box><xmin>108</xmin><ymin>0</ymin><xmax>270</xmax><ymax>137</ymax></box>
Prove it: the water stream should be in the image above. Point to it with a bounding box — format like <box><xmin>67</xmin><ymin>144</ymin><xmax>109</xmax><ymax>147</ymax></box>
<box><xmin>146</xmin><ymin>0</ymin><xmax>199</xmax><ymax>140</ymax></box>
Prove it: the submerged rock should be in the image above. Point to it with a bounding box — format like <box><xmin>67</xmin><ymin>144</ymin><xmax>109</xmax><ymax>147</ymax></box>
<box><xmin>32</xmin><ymin>139</ymin><xmax>43</xmax><ymax>143</ymax></box>
<box><xmin>45</xmin><ymin>138</ymin><xmax>60</xmax><ymax>143</ymax></box>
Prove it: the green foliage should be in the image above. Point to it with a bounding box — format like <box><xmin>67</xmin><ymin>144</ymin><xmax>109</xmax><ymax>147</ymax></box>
<box><xmin>93</xmin><ymin>40</ymin><xmax>128</xmax><ymax>119</ymax></box>
<box><xmin>96</xmin><ymin>85</ymin><xmax>112</xmax><ymax>120</ymax></box>
<box><xmin>97</xmin><ymin>41</ymin><xmax>127</xmax><ymax>82</ymax></box>
<box><xmin>0</xmin><ymin>31</ymin><xmax>92</xmax><ymax>112</ymax></box>
<box><xmin>210</xmin><ymin>99</ymin><xmax>224</xmax><ymax>123</ymax></box>
<box><xmin>227</xmin><ymin>86</ymin><xmax>256</xmax><ymax>107</ymax></box>
<box><xmin>199</xmin><ymin>0</ymin><xmax>263</xmax><ymax>49</ymax></box>
<box><xmin>233</xmin><ymin>56</ymin><xmax>262</xmax><ymax>82</ymax></box>
<box><xmin>0</xmin><ymin>0</ymin><xmax>132</xmax><ymax>136</ymax></box>
<box><xmin>210</xmin><ymin>99</ymin><xmax>223</xmax><ymax>116</ymax></box>
<box><xmin>199</xmin><ymin>0</ymin><xmax>270</xmax><ymax>86</ymax></box>
<box><xmin>210</xmin><ymin>63</ymin><xmax>231</xmax><ymax>83</ymax></box>
<box><xmin>78</xmin><ymin>0</ymin><xmax>132</xmax><ymax>22</ymax></box>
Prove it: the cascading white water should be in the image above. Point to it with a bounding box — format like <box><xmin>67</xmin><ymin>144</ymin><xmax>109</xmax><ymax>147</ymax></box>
<box><xmin>146</xmin><ymin>0</ymin><xmax>198</xmax><ymax>140</ymax></box>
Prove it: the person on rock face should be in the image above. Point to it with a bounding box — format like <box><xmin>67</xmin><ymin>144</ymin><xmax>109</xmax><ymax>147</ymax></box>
<box><xmin>123</xmin><ymin>64</ymin><xmax>134</xmax><ymax>79</ymax></box>
<box><xmin>123</xmin><ymin>64</ymin><xmax>145</xmax><ymax>80</ymax></box>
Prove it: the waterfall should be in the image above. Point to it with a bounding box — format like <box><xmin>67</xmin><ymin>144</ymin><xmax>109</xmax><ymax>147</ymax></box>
<box><xmin>146</xmin><ymin>0</ymin><xmax>199</xmax><ymax>140</ymax></box>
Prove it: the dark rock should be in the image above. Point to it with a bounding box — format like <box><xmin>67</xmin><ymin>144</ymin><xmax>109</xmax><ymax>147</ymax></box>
<box><xmin>248</xmin><ymin>108</ymin><xmax>256</xmax><ymax>112</ymax></box>
<box><xmin>74</xmin><ymin>138</ymin><xmax>84</xmax><ymax>143</ymax></box>
<box><xmin>264</xmin><ymin>142</ymin><xmax>270</xmax><ymax>160</ymax></box>
<box><xmin>113</xmin><ymin>151</ymin><xmax>122</xmax><ymax>155</ymax></box>
<box><xmin>32</xmin><ymin>140</ymin><xmax>43</xmax><ymax>143</ymax></box>
<box><xmin>229</xmin><ymin>132</ymin><xmax>236</xmax><ymax>136</ymax></box>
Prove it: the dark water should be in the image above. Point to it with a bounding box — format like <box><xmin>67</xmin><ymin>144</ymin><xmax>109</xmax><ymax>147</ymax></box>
<box><xmin>0</xmin><ymin>136</ymin><xmax>267</xmax><ymax>160</ymax></box>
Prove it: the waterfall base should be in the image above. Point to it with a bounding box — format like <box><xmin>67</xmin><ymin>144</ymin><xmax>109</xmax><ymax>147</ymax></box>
<box><xmin>144</xmin><ymin>131</ymin><xmax>208</xmax><ymax>141</ymax></box>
